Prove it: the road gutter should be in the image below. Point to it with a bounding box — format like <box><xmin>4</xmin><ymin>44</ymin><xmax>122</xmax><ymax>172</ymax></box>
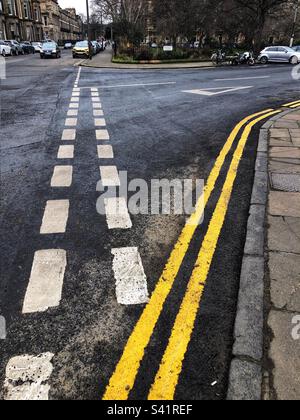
<box><xmin>227</xmin><ymin>108</ymin><xmax>297</xmax><ymax>400</ymax></box>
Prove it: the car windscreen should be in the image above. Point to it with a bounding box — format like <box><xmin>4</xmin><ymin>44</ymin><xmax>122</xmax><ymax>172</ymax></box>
<box><xmin>43</xmin><ymin>43</ymin><xmax>56</xmax><ymax>49</ymax></box>
<box><xmin>75</xmin><ymin>42</ymin><xmax>88</xmax><ymax>48</ymax></box>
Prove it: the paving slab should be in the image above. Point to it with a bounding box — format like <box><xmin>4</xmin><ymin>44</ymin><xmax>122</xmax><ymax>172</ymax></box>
<box><xmin>227</xmin><ymin>359</ymin><xmax>262</xmax><ymax>400</ymax></box>
<box><xmin>269</xmin><ymin>252</ymin><xmax>300</xmax><ymax>312</ymax></box>
<box><xmin>268</xmin><ymin>310</ymin><xmax>300</xmax><ymax>400</ymax></box>
<box><xmin>270</xmin><ymin>173</ymin><xmax>300</xmax><ymax>192</ymax></box>
<box><xmin>270</xmin><ymin>147</ymin><xmax>300</xmax><ymax>159</ymax></box>
<box><xmin>269</xmin><ymin>159</ymin><xmax>300</xmax><ymax>174</ymax></box>
<box><xmin>269</xmin><ymin>191</ymin><xmax>300</xmax><ymax>217</ymax></box>
<box><xmin>268</xmin><ymin>215</ymin><xmax>300</xmax><ymax>254</ymax></box>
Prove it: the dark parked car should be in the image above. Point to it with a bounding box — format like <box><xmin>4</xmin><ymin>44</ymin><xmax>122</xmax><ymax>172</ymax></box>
<box><xmin>6</xmin><ymin>40</ymin><xmax>24</xmax><ymax>55</ymax></box>
<box><xmin>40</xmin><ymin>42</ymin><xmax>61</xmax><ymax>59</ymax></box>
<box><xmin>20</xmin><ymin>41</ymin><xmax>35</xmax><ymax>54</ymax></box>
<box><xmin>293</xmin><ymin>45</ymin><xmax>300</xmax><ymax>52</ymax></box>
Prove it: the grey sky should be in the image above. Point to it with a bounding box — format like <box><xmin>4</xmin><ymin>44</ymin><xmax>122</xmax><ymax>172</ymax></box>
<box><xmin>59</xmin><ymin>0</ymin><xmax>87</xmax><ymax>15</ymax></box>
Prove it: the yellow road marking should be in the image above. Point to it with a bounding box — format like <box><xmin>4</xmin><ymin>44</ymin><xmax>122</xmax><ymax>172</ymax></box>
<box><xmin>283</xmin><ymin>100</ymin><xmax>300</xmax><ymax>107</ymax></box>
<box><xmin>289</xmin><ymin>103</ymin><xmax>300</xmax><ymax>109</ymax></box>
<box><xmin>148</xmin><ymin>109</ymin><xmax>280</xmax><ymax>400</ymax></box>
<box><xmin>102</xmin><ymin>108</ymin><xmax>273</xmax><ymax>400</ymax></box>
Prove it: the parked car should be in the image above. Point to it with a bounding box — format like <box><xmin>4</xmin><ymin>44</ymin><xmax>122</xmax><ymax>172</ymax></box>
<box><xmin>20</xmin><ymin>41</ymin><xmax>35</xmax><ymax>54</ymax></box>
<box><xmin>0</xmin><ymin>40</ymin><xmax>12</xmax><ymax>56</ymax></box>
<box><xmin>258</xmin><ymin>46</ymin><xmax>300</xmax><ymax>64</ymax></box>
<box><xmin>32</xmin><ymin>42</ymin><xmax>42</xmax><ymax>53</ymax></box>
<box><xmin>64</xmin><ymin>42</ymin><xmax>73</xmax><ymax>49</ymax></box>
<box><xmin>293</xmin><ymin>45</ymin><xmax>300</xmax><ymax>52</ymax></box>
<box><xmin>91</xmin><ymin>41</ymin><xmax>99</xmax><ymax>54</ymax></box>
<box><xmin>72</xmin><ymin>40</ymin><xmax>90</xmax><ymax>58</ymax></box>
<box><xmin>7</xmin><ymin>40</ymin><xmax>24</xmax><ymax>55</ymax></box>
<box><xmin>40</xmin><ymin>42</ymin><xmax>61</xmax><ymax>59</ymax></box>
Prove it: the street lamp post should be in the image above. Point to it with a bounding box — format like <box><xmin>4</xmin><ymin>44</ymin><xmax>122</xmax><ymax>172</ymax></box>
<box><xmin>290</xmin><ymin>0</ymin><xmax>299</xmax><ymax>48</ymax></box>
<box><xmin>86</xmin><ymin>0</ymin><xmax>92</xmax><ymax>60</ymax></box>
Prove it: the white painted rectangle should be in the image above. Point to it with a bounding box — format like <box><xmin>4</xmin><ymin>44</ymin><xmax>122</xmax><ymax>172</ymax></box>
<box><xmin>51</xmin><ymin>166</ymin><xmax>73</xmax><ymax>187</ymax></box>
<box><xmin>94</xmin><ymin>118</ymin><xmax>106</xmax><ymax>127</ymax></box>
<box><xmin>93</xmin><ymin>110</ymin><xmax>104</xmax><ymax>117</ymax></box>
<box><xmin>100</xmin><ymin>166</ymin><xmax>120</xmax><ymax>186</ymax></box>
<box><xmin>67</xmin><ymin>109</ymin><xmax>78</xmax><ymax>117</ymax></box>
<box><xmin>65</xmin><ymin>118</ymin><xmax>77</xmax><ymax>127</ymax></box>
<box><xmin>72</xmin><ymin>92</ymin><xmax>80</xmax><ymax>97</ymax></box>
<box><xmin>91</xmin><ymin>88</ymin><xmax>98</xmax><ymax>92</ymax></box>
<box><xmin>70</xmin><ymin>97</ymin><xmax>80</xmax><ymax>102</ymax></box>
<box><xmin>97</xmin><ymin>145</ymin><xmax>114</xmax><ymax>159</ymax></box>
<box><xmin>57</xmin><ymin>145</ymin><xmax>74</xmax><ymax>159</ymax></box>
<box><xmin>4</xmin><ymin>353</ymin><xmax>54</xmax><ymax>401</ymax></box>
<box><xmin>96</xmin><ymin>129</ymin><xmax>109</xmax><ymax>141</ymax></box>
<box><xmin>92</xmin><ymin>97</ymin><xmax>101</xmax><ymax>103</ymax></box>
<box><xmin>22</xmin><ymin>250</ymin><xmax>67</xmax><ymax>314</ymax></box>
<box><xmin>93</xmin><ymin>103</ymin><xmax>102</xmax><ymax>109</ymax></box>
<box><xmin>91</xmin><ymin>92</ymin><xmax>99</xmax><ymax>97</ymax></box>
<box><xmin>61</xmin><ymin>129</ymin><xmax>76</xmax><ymax>141</ymax></box>
<box><xmin>69</xmin><ymin>103</ymin><xmax>79</xmax><ymax>109</ymax></box>
<box><xmin>112</xmin><ymin>247</ymin><xmax>149</xmax><ymax>305</ymax></box>
<box><xmin>40</xmin><ymin>200</ymin><xmax>69</xmax><ymax>234</ymax></box>
<box><xmin>104</xmin><ymin>197</ymin><xmax>132</xmax><ymax>229</ymax></box>
<box><xmin>73</xmin><ymin>88</ymin><xmax>80</xmax><ymax>92</ymax></box>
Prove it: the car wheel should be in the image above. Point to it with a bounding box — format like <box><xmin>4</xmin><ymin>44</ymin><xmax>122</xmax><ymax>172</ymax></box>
<box><xmin>2</xmin><ymin>50</ymin><xmax>6</xmax><ymax>57</ymax></box>
<box><xmin>290</xmin><ymin>56</ymin><xmax>299</xmax><ymax>65</ymax></box>
<box><xmin>260</xmin><ymin>56</ymin><xmax>268</xmax><ymax>65</ymax></box>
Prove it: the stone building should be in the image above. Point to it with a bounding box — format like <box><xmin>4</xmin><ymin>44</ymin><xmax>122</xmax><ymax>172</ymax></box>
<box><xmin>40</xmin><ymin>0</ymin><xmax>83</xmax><ymax>43</ymax></box>
<box><xmin>0</xmin><ymin>0</ymin><xmax>43</xmax><ymax>41</ymax></box>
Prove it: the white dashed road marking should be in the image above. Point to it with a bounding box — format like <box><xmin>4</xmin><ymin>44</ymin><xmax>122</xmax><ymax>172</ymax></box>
<box><xmin>4</xmin><ymin>353</ymin><xmax>54</xmax><ymax>400</ymax></box>
<box><xmin>57</xmin><ymin>145</ymin><xmax>74</xmax><ymax>159</ymax></box>
<box><xmin>40</xmin><ymin>200</ymin><xmax>70</xmax><ymax>234</ymax></box>
<box><xmin>65</xmin><ymin>118</ymin><xmax>78</xmax><ymax>127</ymax></box>
<box><xmin>69</xmin><ymin>103</ymin><xmax>79</xmax><ymax>109</ymax></box>
<box><xmin>94</xmin><ymin>118</ymin><xmax>106</xmax><ymax>127</ymax></box>
<box><xmin>112</xmin><ymin>248</ymin><xmax>149</xmax><ymax>305</ymax></box>
<box><xmin>22</xmin><ymin>250</ymin><xmax>67</xmax><ymax>314</ymax></box>
<box><xmin>96</xmin><ymin>129</ymin><xmax>109</xmax><ymax>140</ymax></box>
<box><xmin>70</xmin><ymin>97</ymin><xmax>80</xmax><ymax>102</ymax></box>
<box><xmin>51</xmin><ymin>165</ymin><xmax>73</xmax><ymax>187</ymax></box>
<box><xmin>93</xmin><ymin>109</ymin><xmax>104</xmax><ymax>117</ymax></box>
<box><xmin>62</xmin><ymin>129</ymin><xmax>76</xmax><ymax>141</ymax></box>
<box><xmin>93</xmin><ymin>103</ymin><xmax>102</xmax><ymax>109</ymax></box>
<box><xmin>100</xmin><ymin>166</ymin><xmax>120</xmax><ymax>186</ymax></box>
<box><xmin>67</xmin><ymin>109</ymin><xmax>78</xmax><ymax>117</ymax></box>
<box><xmin>104</xmin><ymin>197</ymin><xmax>132</xmax><ymax>229</ymax></box>
<box><xmin>92</xmin><ymin>97</ymin><xmax>101</xmax><ymax>103</ymax></box>
<box><xmin>97</xmin><ymin>145</ymin><xmax>114</xmax><ymax>159</ymax></box>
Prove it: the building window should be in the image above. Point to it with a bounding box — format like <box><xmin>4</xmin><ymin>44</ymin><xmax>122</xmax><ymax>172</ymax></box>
<box><xmin>7</xmin><ymin>0</ymin><xmax>16</xmax><ymax>16</ymax></box>
<box><xmin>24</xmin><ymin>1</ymin><xmax>31</xmax><ymax>19</ymax></box>
<box><xmin>44</xmin><ymin>16</ymin><xmax>48</xmax><ymax>26</ymax></box>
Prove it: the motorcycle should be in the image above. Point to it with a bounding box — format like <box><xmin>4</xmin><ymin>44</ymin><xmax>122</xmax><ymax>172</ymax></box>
<box><xmin>231</xmin><ymin>51</ymin><xmax>255</xmax><ymax>66</ymax></box>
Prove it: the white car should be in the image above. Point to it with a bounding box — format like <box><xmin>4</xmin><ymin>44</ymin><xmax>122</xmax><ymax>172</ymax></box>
<box><xmin>258</xmin><ymin>46</ymin><xmax>300</xmax><ymax>64</ymax></box>
<box><xmin>32</xmin><ymin>42</ymin><xmax>43</xmax><ymax>53</ymax></box>
<box><xmin>0</xmin><ymin>40</ymin><xmax>12</xmax><ymax>57</ymax></box>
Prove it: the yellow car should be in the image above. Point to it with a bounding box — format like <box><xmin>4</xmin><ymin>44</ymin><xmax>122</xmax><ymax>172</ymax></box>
<box><xmin>73</xmin><ymin>41</ymin><xmax>89</xmax><ymax>58</ymax></box>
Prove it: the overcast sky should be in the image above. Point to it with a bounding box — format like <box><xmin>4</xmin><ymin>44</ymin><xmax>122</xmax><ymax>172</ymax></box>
<box><xmin>59</xmin><ymin>0</ymin><xmax>87</xmax><ymax>15</ymax></box>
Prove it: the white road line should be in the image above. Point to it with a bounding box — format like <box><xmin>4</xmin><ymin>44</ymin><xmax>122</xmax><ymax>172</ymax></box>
<box><xmin>69</xmin><ymin>103</ymin><xmax>79</xmax><ymax>109</ymax></box>
<box><xmin>4</xmin><ymin>353</ymin><xmax>54</xmax><ymax>400</ymax></box>
<box><xmin>22</xmin><ymin>250</ymin><xmax>67</xmax><ymax>314</ymax></box>
<box><xmin>70</xmin><ymin>97</ymin><xmax>80</xmax><ymax>102</ymax></box>
<box><xmin>65</xmin><ymin>118</ymin><xmax>78</xmax><ymax>127</ymax></box>
<box><xmin>100</xmin><ymin>166</ymin><xmax>120</xmax><ymax>186</ymax></box>
<box><xmin>112</xmin><ymin>247</ymin><xmax>149</xmax><ymax>305</ymax></box>
<box><xmin>91</xmin><ymin>92</ymin><xmax>99</xmax><ymax>97</ymax></box>
<box><xmin>82</xmin><ymin>82</ymin><xmax>177</xmax><ymax>89</ymax></box>
<box><xmin>214</xmin><ymin>76</ymin><xmax>270</xmax><ymax>81</ymax></box>
<box><xmin>182</xmin><ymin>86</ymin><xmax>253</xmax><ymax>96</ymax></box>
<box><xmin>91</xmin><ymin>88</ymin><xmax>98</xmax><ymax>92</ymax></box>
<box><xmin>94</xmin><ymin>118</ymin><xmax>106</xmax><ymax>127</ymax></box>
<box><xmin>92</xmin><ymin>97</ymin><xmax>101</xmax><ymax>103</ymax></box>
<box><xmin>57</xmin><ymin>145</ymin><xmax>74</xmax><ymax>159</ymax></box>
<box><xmin>67</xmin><ymin>109</ymin><xmax>78</xmax><ymax>117</ymax></box>
<box><xmin>96</xmin><ymin>129</ymin><xmax>109</xmax><ymax>140</ymax></box>
<box><xmin>93</xmin><ymin>103</ymin><xmax>102</xmax><ymax>109</ymax></box>
<box><xmin>40</xmin><ymin>200</ymin><xmax>69</xmax><ymax>234</ymax></box>
<box><xmin>97</xmin><ymin>145</ymin><xmax>114</xmax><ymax>159</ymax></box>
<box><xmin>72</xmin><ymin>91</ymin><xmax>80</xmax><ymax>97</ymax></box>
<box><xmin>93</xmin><ymin>109</ymin><xmax>104</xmax><ymax>117</ymax></box>
<box><xmin>51</xmin><ymin>166</ymin><xmax>73</xmax><ymax>187</ymax></box>
<box><xmin>104</xmin><ymin>197</ymin><xmax>132</xmax><ymax>229</ymax></box>
<box><xmin>73</xmin><ymin>88</ymin><xmax>80</xmax><ymax>92</ymax></box>
<box><xmin>61</xmin><ymin>129</ymin><xmax>76</xmax><ymax>140</ymax></box>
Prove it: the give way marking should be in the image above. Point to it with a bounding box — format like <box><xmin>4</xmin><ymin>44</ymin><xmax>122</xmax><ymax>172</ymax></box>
<box><xmin>182</xmin><ymin>86</ymin><xmax>253</xmax><ymax>96</ymax></box>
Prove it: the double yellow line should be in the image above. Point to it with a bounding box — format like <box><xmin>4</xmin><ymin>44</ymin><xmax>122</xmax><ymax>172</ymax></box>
<box><xmin>283</xmin><ymin>99</ymin><xmax>300</xmax><ymax>108</ymax></box>
<box><xmin>103</xmin><ymin>107</ymin><xmax>281</xmax><ymax>401</ymax></box>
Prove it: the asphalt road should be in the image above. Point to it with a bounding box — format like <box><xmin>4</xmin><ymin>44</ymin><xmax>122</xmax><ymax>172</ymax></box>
<box><xmin>0</xmin><ymin>52</ymin><xmax>299</xmax><ymax>400</ymax></box>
